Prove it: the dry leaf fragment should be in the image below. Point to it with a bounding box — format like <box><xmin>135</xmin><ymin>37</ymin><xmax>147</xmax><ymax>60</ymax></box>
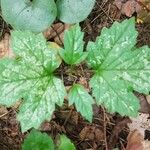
<box><xmin>0</xmin><ymin>33</ymin><xmax>12</xmax><ymax>58</ymax></box>
<box><xmin>114</xmin><ymin>0</ymin><xmax>142</xmax><ymax>17</ymax></box>
<box><xmin>126</xmin><ymin>129</ymin><xmax>144</xmax><ymax>150</ymax></box>
<box><xmin>43</xmin><ymin>23</ymin><xmax>65</xmax><ymax>40</ymax></box>
<box><xmin>126</xmin><ymin>129</ymin><xmax>150</xmax><ymax>150</ymax></box>
<box><xmin>79</xmin><ymin>126</ymin><xmax>104</xmax><ymax>141</ymax></box>
<box><xmin>43</xmin><ymin>23</ymin><xmax>71</xmax><ymax>46</ymax></box>
<box><xmin>135</xmin><ymin>92</ymin><xmax>150</xmax><ymax>114</ymax></box>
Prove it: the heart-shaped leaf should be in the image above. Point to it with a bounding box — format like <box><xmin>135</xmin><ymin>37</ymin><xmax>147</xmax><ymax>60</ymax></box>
<box><xmin>56</xmin><ymin>0</ymin><xmax>95</xmax><ymax>24</ymax></box>
<box><xmin>1</xmin><ymin>0</ymin><xmax>57</xmax><ymax>32</ymax></box>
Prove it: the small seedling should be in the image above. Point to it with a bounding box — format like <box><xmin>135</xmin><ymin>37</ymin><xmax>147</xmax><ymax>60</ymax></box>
<box><xmin>0</xmin><ymin>18</ymin><xmax>149</xmax><ymax>132</ymax></box>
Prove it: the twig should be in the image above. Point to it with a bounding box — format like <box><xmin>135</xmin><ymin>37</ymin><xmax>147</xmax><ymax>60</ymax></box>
<box><xmin>102</xmin><ymin>107</ymin><xmax>108</xmax><ymax>150</ymax></box>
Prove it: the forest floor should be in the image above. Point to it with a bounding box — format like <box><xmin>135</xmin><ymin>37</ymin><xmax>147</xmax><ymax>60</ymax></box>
<box><xmin>0</xmin><ymin>0</ymin><xmax>150</xmax><ymax>150</ymax></box>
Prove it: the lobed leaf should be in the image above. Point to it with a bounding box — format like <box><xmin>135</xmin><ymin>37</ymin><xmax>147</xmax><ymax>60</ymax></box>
<box><xmin>59</xmin><ymin>24</ymin><xmax>87</xmax><ymax>65</ymax></box>
<box><xmin>87</xmin><ymin>18</ymin><xmax>150</xmax><ymax>116</ymax></box>
<box><xmin>68</xmin><ymin>84</ymin><xmax>94</xmax><ymax>122</ymax></box>
<box><xmin>0</xmin><ymin>31</ymin><xmax>66</xmax><ymax>132</ymax></box>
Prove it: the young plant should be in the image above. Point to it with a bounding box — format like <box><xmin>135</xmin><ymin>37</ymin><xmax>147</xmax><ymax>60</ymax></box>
<box><xmin>1</xmin><ymin>0</ymin><xmax>95</xmax><ymax>32</ymax></box>
<box><xmin>0</xmin><ymin>18</ymin><xmax>149</xmax><ymax>133</ymax></box>
<box><xmin>22</xmin><ymin>130</ymin><xmax>76</xmax><ymax>150</ymax></box>
<box><xmin>59</xmin><ymin>24</ymin><xmax>94</xmax><ymax>122</ymax></box>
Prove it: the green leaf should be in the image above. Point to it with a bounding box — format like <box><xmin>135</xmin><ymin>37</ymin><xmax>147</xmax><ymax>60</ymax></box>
<box><xmin>1</xmin><ymin>0</ymin><xmax>57</xmax><ymax>33</ymax></box>
<box><xmin>59</xmin><ymin>24</ymin><xmax>88</xmax><ymax>65</ymax></box>
<box><xmin>87</xmin><ymin>18</ymin><xmax>150</xmax><ymax>116</ymax></box>
<box><xmin>22</xmin><ymin>129</ymin><xmax>55</xmax><ymax>150</ymax></box>
<box><xmin>56</xmin><ymin>0</ymin><xmax>95</xmax><ymax>24</ymax></box>
<box><xmin>11</xmin><ymin>31</ymin><xmax>62</xmax><ymax>73</ymax></box>
<box><xmin>58</xmin><ymin>135</ymin><xmax>76</xmax><ymax>150</ymax></box>
<box><xmin>0</xmin><ymin>31</ymin><xmax>66</xmax><ymax>132</ymax></box>
<box><xmin>68</xmin><ymin>84</ymin><xmax>94</xmax><ymax>122</ymax></box>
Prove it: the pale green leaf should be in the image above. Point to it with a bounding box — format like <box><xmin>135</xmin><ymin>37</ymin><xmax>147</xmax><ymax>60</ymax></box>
<box><xmin>11</xmin><ymin>31</ymin><xmax>62</xmax><ymax>73</ymax></box>
<box><xmin>58</xmin><ymin>135</ymin><xmax>76</xmax><ymax>150</ymax></box>
<box><xmin>22</xmin><ymin>129</ymin><xmax>55</xmax><ymax>150</ymax></box>
<box><xmin>59</xmin><ymin>24</ymin><xmax>88</xmax><ymax>65</ymax></box>
<box><xmin>68</xmin><ymin>84</ymin><xmax>94</xmax><ymax>122</ymax></box>
<box><xmin>18</xmin><ymin>76</ymin><xmax>66</xmax><ymax>132</ymax></box>
<box><xmin>87</xmin><ymin>18</ymin><xmax>150</xmax><ymax>116</ymax></box>
<box><xmin>0</xmin><ymin>31</ymin><xmax>66</xmax><ymax>132</ymax></box>
<box><xmin>56</xmin><ymin>0</ymin><xmax>95</xmax><ymax>24</ymax></box>
<box><xmin>1</xmin><ymin>0</ymin><xmax>57</xmax><ymax>33</ymax></box>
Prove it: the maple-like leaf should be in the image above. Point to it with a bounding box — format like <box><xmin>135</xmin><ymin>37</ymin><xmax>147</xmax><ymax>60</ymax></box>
<box><xmin>87</xmin><ymin>18</ymin><xmax>150</xmax><ymax>116</ymax></box>
<box><xmin>0</xmin><ymin>31</ymin><xmax>66</xmax><ymax>132</ymax></box>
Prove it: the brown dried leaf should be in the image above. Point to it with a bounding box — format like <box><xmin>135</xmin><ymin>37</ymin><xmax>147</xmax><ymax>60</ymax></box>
<box><xmin>126</xmin><ymin>130</ymin><xmax>144</xmax><ymax>150</ymax></box>
<box><xmin>43</xmin><ymin>23</ymin><xmax>65</xmax><ymax>40</ymax></box>
<box><xmin>0</xmin><ymin>105</ymin><xmax>8</xmax><ymax>116</ymax></box>
<box><xmin>79</xmin><ymin>126</ymin><xmax>104</xmax><ymax>141</ymax></box>
<box><xmin>114</xmin><ymin>0</ymin><xmax>142</xmax><ymax>17</ymax></box>
<box><xmin>122</xmin><ymin>0</ymin><xmax>142</xmax><ymax>17</ymax></box>
<box><xmin>43</xmin><ymin>23</ymin><xmax>71</xmax><ymax>46</ymax></box>
<box><xmin>142</xmin><ymin>140</ymin><xmax>150</xmax><ymax>150</ymax></box>
<box><xmin>137</xmin><ymin>0</ymin><xmax>150</xmax><ymax>23</ymax></box>
<box><xmin>0</xmin><ymin>33</ymin><xmax>13</xmax><ymax>58</ymax></box>
<box><xmin>135</xmin><ymin>92</ymin><xmax>150</xmax><ymax>114</ymax></box>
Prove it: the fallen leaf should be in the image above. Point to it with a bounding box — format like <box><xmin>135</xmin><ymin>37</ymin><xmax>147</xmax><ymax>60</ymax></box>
<box><xmin>142</xmin><ymin>140</ymin><xmax>150</xmax><ymax>150</ymax></box>
<box><xmin>43</xmin><ymin>23</ymin><xmax>71</xmax><ymax>46</ymax></box>
<box><xmin>126</xmin><ymin>129</ymin><xmax>144</xmax><ymax>150</ymax></box>
<box><xmin>135</xmin><ymin>92</ymin><xmax>150</xmax><ymax>114</ymax></box>
<box><xmin>114</xmin><ymin>0</ymin><xmax>142</xmax><ymax>17</ymax></box>
<box><xmin>0</xmin><ymin>33</ymin><xmax>13</xmax><ymax>58</ymax></box>
<box><xmin>79</xmin><ymin>126</ymin><xmax>104</xmax><ymax>141</ymax></box>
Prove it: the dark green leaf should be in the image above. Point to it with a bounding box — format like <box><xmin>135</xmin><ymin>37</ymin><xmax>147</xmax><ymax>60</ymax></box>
<box><xmin>22</xmin><ymin>129</ymin><xmax>54</xmax><ymax>150</ymax></box>
<box><xmin>58</xmin><ymin>135</ymin><xmax>76</xmax><ymax>150</ymax></box>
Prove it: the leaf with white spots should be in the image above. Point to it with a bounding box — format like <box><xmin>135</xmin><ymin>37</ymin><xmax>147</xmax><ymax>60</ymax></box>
<box><xmin>59</xmin><ymin>24</ymin><xmax>88</xmax><ymax>65</ymax></box>
<box><xmin>87</xmin><ymin>18</ymin><xmax>150</xmax><ymax>116</ymax></box>
<box><xmin>68</xmin><ymin>84</ymin><xmax>94</xmax><ymax>122</ymax></box>
<box><xmin>0</xmin><ymin>31</ymin><xmax>66</xmax><ymax>132</ymax></box>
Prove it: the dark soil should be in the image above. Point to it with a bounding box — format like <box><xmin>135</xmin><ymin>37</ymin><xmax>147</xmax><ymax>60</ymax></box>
<box><xmin>0</xmin><ymin>0</ymin><xmax>150</xmax><ymax>150</ymax></box>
